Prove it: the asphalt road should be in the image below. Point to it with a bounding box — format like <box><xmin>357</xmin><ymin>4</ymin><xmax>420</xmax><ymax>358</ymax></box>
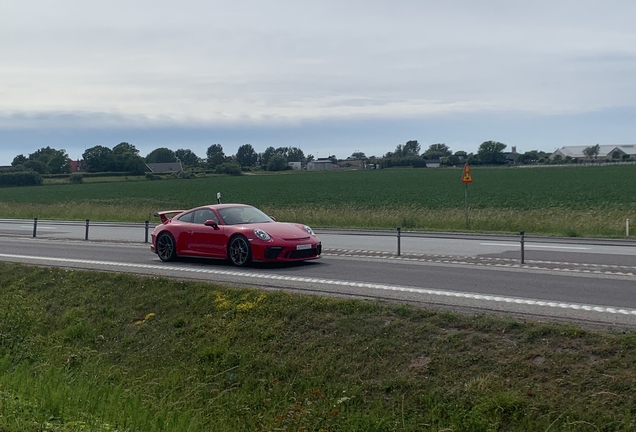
<box><xmin>1</xmin><ymin>227</ymin><xmax>636</xmax><ymax>328</ymax></box>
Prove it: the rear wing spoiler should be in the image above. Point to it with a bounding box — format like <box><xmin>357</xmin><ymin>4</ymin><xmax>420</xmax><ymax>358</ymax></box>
<box><xmin>153</xmin><ymin>210</ymin><xmax>185</xmax><ymax>224</ymax></box>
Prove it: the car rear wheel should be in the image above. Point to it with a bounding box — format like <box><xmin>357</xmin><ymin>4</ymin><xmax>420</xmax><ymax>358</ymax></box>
<box><xmin>157</xmin><ymin>232</ymin><xmax>177</xmax><ymax>262</ymax></box>
<box><xmin>228</xmin><ymin>235</ymin><xmax>251</xmax><ymax>266</ymax></box>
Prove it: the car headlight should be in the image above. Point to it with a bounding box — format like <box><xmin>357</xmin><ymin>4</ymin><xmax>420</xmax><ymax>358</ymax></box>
<box><xmin>303</xmin><ymin>225</ymin><xmax>315</xmax><ymax>236</ymax></box>
<box><xmin>254</xmin><ymin>229</ymin><xmax>271</xmax><ymax>241</ymax></box>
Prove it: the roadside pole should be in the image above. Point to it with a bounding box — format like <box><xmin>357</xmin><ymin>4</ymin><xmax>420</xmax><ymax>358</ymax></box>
<box><xmin>461</xmin><ymin>163</ymin><xmax>473</xmax><ymax>229</ymax></box>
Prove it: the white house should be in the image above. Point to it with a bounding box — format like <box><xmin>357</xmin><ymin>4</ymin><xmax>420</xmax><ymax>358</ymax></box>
<box><xmin>551</xmin><ymin>145</ymin><xmax>636</xmax><ymax>161</ymax></box>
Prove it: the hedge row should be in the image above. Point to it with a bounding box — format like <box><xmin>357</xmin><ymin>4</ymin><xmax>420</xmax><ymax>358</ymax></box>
<box><xmin>0</xmin><ymin>171</ymin><xmax>43</xmax><ymax>187</ymax></box>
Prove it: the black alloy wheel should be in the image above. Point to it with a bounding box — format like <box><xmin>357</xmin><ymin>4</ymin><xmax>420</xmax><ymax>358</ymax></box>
<box><xmin>228</xmin><ymin>235</ymin><xmax>252</xmax><ymax>266</ymax></box>
<box><xmin>156</xmin><ymin>232</ymin><xmax>177</xmax><ymax>262</ymax></box>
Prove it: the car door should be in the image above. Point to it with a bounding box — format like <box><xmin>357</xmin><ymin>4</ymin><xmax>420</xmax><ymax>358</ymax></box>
<box><xmin>172</xmin><ymin>211</ymin><xmax>196</xmax><ymax>255</ymax></box>
<box><xmin>187</xmin><ymin>209</ymin><xmax>227</xmax><ymax>257</ymax></box>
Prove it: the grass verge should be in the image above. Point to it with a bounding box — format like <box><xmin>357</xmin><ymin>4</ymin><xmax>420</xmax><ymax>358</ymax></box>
<box><xmin>1</xmin><ymin>262</ymin><xmax>636</xmax><ymax>431</ymax></box>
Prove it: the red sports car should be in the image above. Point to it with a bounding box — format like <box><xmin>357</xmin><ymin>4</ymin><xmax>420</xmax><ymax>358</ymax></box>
<box><xmin>150</xmin><ymin>204</ymin><xmax>322</xmax><ymax>266</ymax></box>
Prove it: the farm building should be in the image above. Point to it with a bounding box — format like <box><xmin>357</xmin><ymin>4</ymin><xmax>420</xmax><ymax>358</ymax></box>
<box><xmin>307</xmin><ymin>158</ymin><xmax>335</xmax><ymax>170</ymax></box>
<box><xmin>145</xmin><ymin>162</ymin><xmax>183</xmax><ymax>173</ymax></box>
<box><xmin>69</xmin><ymin>160</ymin><xmax>86</xmax><ymax>172</ymax></box>
<box><xmin>287</xmin><ymin>162</ymin><xmax>301</xmax><ymax>170</ymax></box>
<box><xmin>551</xmin><ymin>145</ymin><xmax>636</xmax><ymax>161</ymax></box>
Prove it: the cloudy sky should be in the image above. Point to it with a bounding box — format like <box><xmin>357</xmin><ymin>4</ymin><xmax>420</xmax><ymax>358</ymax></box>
<box><xmin>2</xmin><ymin>1</ymin><xmax>636</xmax><ymax>165</ymax></box>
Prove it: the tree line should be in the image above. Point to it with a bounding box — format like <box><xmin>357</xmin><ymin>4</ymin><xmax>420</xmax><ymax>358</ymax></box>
<box><xmin>6</xmin><ymin>140</ymin><xmax>620</xmax><ymax>176</ymax></box>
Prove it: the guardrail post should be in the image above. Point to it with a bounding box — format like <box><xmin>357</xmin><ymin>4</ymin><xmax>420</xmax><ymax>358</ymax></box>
<box><xmin>145</xmin><ymin>221</ymin><xmax>149</xmax><ymax>243</ymax></box>
<box><xmin>33</xmin><ymin>218</ymin><xmax>38</xmax><ymax>238</ymax></box>
<box><xmin>397</xmin><ymin>227</ymin><xmax>401</xmax><ymax>256</ymax></box>
<box><xmin>520</xmin><ymin>231</ymin><xmax>525</xmax><ymax>264</ymax></box>
<box><xmin>85</xmin><ymin>219</ymin><xmax>90</xmax><ymax>240</ymax></box>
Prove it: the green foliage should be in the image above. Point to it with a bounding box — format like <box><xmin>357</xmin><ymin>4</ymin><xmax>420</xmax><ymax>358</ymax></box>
<box><xmin>1</xmin><ymin>263</ymin><xmax>636</xmax><ymax>431</ymax></box>
<box><xmin>477</xmin><ymin>140</ymin><xmax>507</xmax><ymax>164</ymax></box>
<box><xmin>214</xmin><ymin>162</ymin><xmax>242</xmax><ymax>176</ymax></box>
<box><xmin>174</xmin><ymin>148</ymin><xmax>200</xmax><ymax>167</ymax></box>
<box><xmin>423</xmin><ymin>143</ymin><xmax>452</xmax><ymax>159</ymax></box>
<box><xmin>381</xmin><ymin>155</ymin><xmax>426</xmax><ymax>168</ymax></box>
<box><xmin>13</xmin><ymin>147</ymin><xmax>70</xmax><ymax>174</ymax></box>
<box><xmin>145</xmin><ymin>147</ymin><xmax>176</xmax><ymax>164</ymax></box>
<box><xmin>206</xmin><ymin>144</ymin><xmax>225</xmax><ymax>168</ymax></box>
<box><xmin>83</xmin><ymin>145</ymin><xmax>115</xmax><ymax>172</ymax></box>
<box><xmin>584</xmin><ymin>144</ymin><xmax>601</xmax><ymax>159</ymax></box>
<box><xmin>266</xmin><ymin>154</ymin><xmax>288</xmax><ymax>171</ymax></box>
<box><xmin>235</xmin><ymin>144</ymin><xmax>258</xmax><ymax>167</ymax></box>
<box><xmin>0</xmin><ymin>171</ymin><xmax>43</xmax><ymax>187</ymax></box>
<box><xmin>68</xmin><ymin>174</ymin><xmax>84</xmax><ymax>184</ymax></box>
<box><xmin>81</xmin><ymin>143</ymin><xmax>146</xmax><ymax>173</ymax></box>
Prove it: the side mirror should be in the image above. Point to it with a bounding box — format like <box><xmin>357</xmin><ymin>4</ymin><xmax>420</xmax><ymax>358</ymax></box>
<box><xmin>204</xmin><ymin>220</ymin><xmax>220</xmax><ymax>230</ymax></box>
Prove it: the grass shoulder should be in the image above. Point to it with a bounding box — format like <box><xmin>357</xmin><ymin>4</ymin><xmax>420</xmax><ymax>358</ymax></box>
<box><xmin>1</xmin><ymin>262</ymin><xmax>635</xmax><ymax>431</ymax></box>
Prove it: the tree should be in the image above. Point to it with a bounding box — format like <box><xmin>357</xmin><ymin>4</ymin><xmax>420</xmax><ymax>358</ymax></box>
<box><xmin>112</xmin><ymin>142</ymin><xmax>139</xmax><ymax>156</ymax></box>
<box><xmin>175</xmin><ymin>149</ymin><xmax>200</xmax><ymax>167</ymax></box>
<box><xmin>350</xmin><ymin>151</ymin><xmax>366</xmax><ymax>160</ymax></box>
<box><xmin>113</xmin><ymin>142</ymin><xmax>145</xmax><ymax>173</ymax></box>
<box><xmin>24</xmin><ymin>146</ymin><xmax>70</xmax><ymax>174</ymax></box>
<box><xmin>83</xmin><ymin>146</ymin><xmax>115</xmax><ymax>172</ymax></box>
<box><xmin>146</xmin><ymin>147</ymin><xmax>176</xmax><ymax>164</ymax></box>
<box><xmin>286</xmin><ymin>147</ymin><xmax>305</xmax><ymax>163</ymax></box>
<box><xmin>235</xmin><ymin>144</ymin><xmax>258</xmax><ymax>168</ymax></box>
<box><xmin>403</xmin><ymin>140</ymin><xmax>421</xmax><ymax>156</ymax></box>
<box><xmin>477</xmin><ymin>141</ymin><xmax>507</xmax><ymax>165</ymax></box>
<box><xmin>11</xmin><ymin>154</ymin><xmax>27</xmax><ymax>167</ymax></box>
<box><xmin>583</xmin><ymin>144</ymin><xmax>600</xmax><ymax>160</ymax></box>
<box><xmin>259</xmin><ymin>147</ymin><xmax>277</xmax><ymax>168</ymax></box>
<box><xmin>206</xmin><ymin>144</ymin><xmax>225</xmax><ymax>167</ymax></box>
<box><xmin>423</xmin><ymin>143</ymin><xmax>452</xmax><ymax>159</ymax></box>
<box><xmin>267</xmin><ymin>154</ymin><xmax>288</xmax><ymax>171</ymax></box>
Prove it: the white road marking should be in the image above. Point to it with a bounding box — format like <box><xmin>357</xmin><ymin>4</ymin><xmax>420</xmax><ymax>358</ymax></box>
<box><xmin>480</xmin><ymin>242</ymin><xmax>591</xmax><ymax>250</ymax></box>
<box><xmin>19</xmin><ymin>225</ymin><xmax>57</xmax><ymax>230</ymax></box>
<box><xmin>1</xmin><ymin>253</ymin><xmax>634</xmax><ymax>317</ymax></box>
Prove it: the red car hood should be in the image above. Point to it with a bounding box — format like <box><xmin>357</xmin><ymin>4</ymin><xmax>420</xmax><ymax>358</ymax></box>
<box><xmin>249</xmin><ymin>222</ymin><xmax>312</xmax><ymax>241</ymax></box>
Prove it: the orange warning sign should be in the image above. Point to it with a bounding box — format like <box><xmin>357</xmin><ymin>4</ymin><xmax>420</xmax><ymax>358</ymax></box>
<box><xmin>461</xmin><ymin>163</ymin><xmax>473</xmax><ymax>183</ymax></box>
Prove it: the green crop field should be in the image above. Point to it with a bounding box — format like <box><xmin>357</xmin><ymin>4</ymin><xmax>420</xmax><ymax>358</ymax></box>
<box><xmin>1</xmin><ymin>165</ymin><xmax>635</xmax><ymax>236</ymax></box>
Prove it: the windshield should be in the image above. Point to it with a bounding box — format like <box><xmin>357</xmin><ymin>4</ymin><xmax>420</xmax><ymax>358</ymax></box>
<box><xmin>218</xmin><ymin>206</ymin><xmax>273</xmax><ymax>225</ymax></box>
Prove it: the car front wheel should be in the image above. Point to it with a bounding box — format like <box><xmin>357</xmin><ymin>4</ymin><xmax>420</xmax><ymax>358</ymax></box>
<box><xmin>228</xmin><ymin>235</ymin><xmax>251</xmax><ymax>266</ymax></box>
<box><xmin>156</xmin><ymin>232</ymin><xmax>177</xmax><ymax>262</ymax></box>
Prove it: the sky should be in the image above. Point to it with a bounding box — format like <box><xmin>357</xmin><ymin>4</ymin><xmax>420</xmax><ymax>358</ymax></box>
<box><xmin>2</xmin><ymin>0</ymin><xmax>636</xmax><ymax>165</ymax></box>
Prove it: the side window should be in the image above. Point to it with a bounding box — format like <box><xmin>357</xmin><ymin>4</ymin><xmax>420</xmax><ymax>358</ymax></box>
<box><xmin>193</xmin><ymin>209</ymin><xmax>219</xmax><ymax>224</ymax></box>
<box><xmin>177</xmin><ymin>212</ymin><xmax>194</xmax><ymax>223</ymax></box>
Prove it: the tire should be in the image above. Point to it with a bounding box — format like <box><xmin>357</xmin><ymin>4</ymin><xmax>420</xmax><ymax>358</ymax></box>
<box><xmin>156</xmin><ymin>232</ymin><xmax>177</xmax><ymax>262</ymax></box>
<box><xmin>228</xmin><ymin>235</ymin><xmax>251</xmax><ymax>266</ymax></box>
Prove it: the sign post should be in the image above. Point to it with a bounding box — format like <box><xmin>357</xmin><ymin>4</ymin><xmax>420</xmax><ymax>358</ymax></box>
<box><xmin>461</xmin><ymin>163</ymin><xmax>473</xmax><ymax>229</ymax></box>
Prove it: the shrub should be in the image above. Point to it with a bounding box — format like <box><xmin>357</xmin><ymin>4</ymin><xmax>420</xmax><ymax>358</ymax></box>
<box><xmin>214</xmin><ymin>163</ymin><xmax>243</xmax><ymax>176</ymax></box>
<box><xmin>0</xmin><ymin>171</ymin><xmax>43</xmax><ymax>187</ymax></box>
<box><xmin>68</xmin><ymin>174</ymin><xmax>84</xmax><ymax>184</ymax></box>
<box><xmin>145</xmin><ymin>173</ymin><xmax>162</xmax><ymax>180</ymax></box>
<box><xmin>266</xmin><ymin>155</ymin><xmax>288</xmax><ymax>171</ymax></box>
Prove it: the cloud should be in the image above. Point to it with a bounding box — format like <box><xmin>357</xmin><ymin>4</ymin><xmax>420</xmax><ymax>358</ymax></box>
<box><xmin>1</xmin><ymin>1</ymin><xmax>636</xmax><ymax>163</ymax></box>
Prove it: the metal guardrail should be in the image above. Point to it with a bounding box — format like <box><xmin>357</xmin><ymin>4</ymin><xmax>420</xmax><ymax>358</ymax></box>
<box><xmin>1</xmin><ymin>219</ymin><xmax>635</xmax><ymax>264</ymax></box>
<box><xmin>0</xmin><ymin>218</ymin><xmax>153</xmax><ymax>243</ymax></box>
